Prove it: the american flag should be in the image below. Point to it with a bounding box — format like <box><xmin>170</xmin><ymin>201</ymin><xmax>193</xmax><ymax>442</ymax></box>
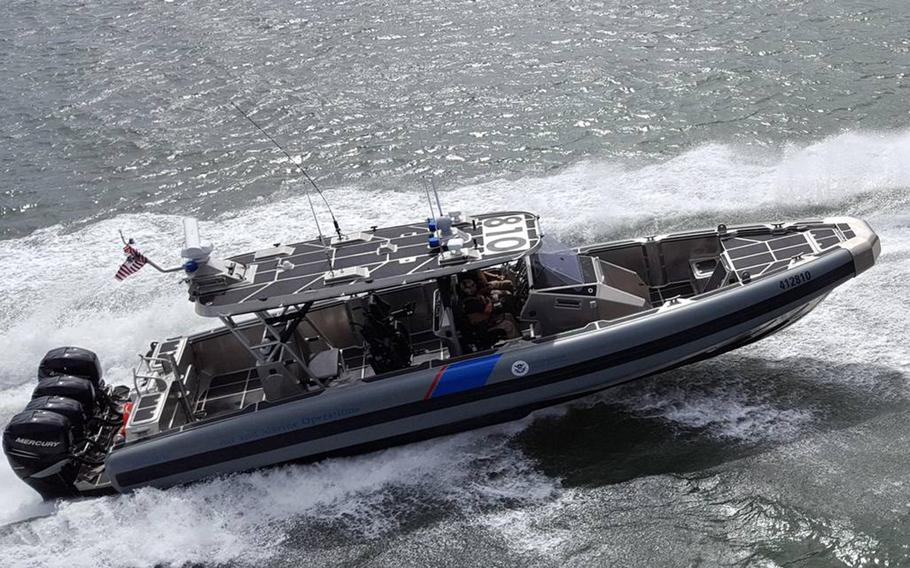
<box><xmin>115</xmin><ymin>244</ymin><xmax>148</xmax><ymax>281</ymax></box>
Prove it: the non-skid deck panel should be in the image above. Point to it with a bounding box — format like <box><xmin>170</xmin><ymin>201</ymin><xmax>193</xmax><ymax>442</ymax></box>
<box><xmin>132</xmin><ymin>393</ymin><xmax>164</xmax><ymax>422</ymax></box>
<box><xmin>722</xmin><ymin>227</ymin><xmax>845</xmax><ymax>277</ymax></box>
<box><xmin>811</xmin><ymin>228</ymin><xmax>842</xmax><ymax>250</ymax></box>
<box><xmin>196</xmin><ymin>212</ymin><xmax>541</xmax><ymax>314</ymax></box>
<box><xmin>837</xmin><ymin>223</ymin><xmax>857</xmax><ymax>240</ymax></box>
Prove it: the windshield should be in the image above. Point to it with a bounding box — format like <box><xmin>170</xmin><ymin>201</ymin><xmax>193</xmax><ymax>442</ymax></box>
<box><xmin>530</xmin><ymin>236</ymin><xmax>588</xmax><ymax>288</ymax></box>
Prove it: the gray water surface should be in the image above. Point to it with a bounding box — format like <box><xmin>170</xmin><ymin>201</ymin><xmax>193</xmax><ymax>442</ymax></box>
<box><xmin>1</xmin><ymin>0</ymin><xmax>908</xmax><ymax>238</ymax></box>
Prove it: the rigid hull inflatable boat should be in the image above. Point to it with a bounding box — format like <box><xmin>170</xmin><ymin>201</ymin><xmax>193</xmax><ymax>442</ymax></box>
<box><xmin>3</xmin><ymin>211</ymin><xmax>880</xmax><ymax>498</ymax></box>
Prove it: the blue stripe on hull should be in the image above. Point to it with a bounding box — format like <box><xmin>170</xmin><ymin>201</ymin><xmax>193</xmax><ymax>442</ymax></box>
<box><xmin>431</xmin><ymin>354</ymin><xmax>502</xmax><ymax>398</ymax></box>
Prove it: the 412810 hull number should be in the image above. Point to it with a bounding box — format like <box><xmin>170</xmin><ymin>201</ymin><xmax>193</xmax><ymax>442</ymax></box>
<box><xmin>779</xmin><ymin>271</ymin><xmax>811</xmax><ymax>290</ymax></box>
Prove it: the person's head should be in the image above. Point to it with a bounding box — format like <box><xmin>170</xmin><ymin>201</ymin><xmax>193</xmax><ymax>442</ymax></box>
<box><xmin>463</xmin><ymin>296</ymin><xmax>491</xmax><ymax>326</ymax></box>
<box><xmin>459</xmin><ymin>277</ymin><xmax>478</xmax><ymax>297</ymax></box>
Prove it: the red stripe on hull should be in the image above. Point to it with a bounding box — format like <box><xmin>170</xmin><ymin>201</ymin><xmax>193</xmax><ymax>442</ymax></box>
<box><xmin>423</xmin><ymin>365</ymin><xmax>448</xmax><ymax>400</ymax></box>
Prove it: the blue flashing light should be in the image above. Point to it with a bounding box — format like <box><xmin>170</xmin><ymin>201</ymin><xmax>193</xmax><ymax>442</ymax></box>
<box><xmin>428</xmin><ymin>236</ymin><xmax>441</xmax><ymax>249</ymax></box>
<box><xmin>184</xmin><ymin>260</ymin><xmax>199</xmax><ymax>273</ymax></box>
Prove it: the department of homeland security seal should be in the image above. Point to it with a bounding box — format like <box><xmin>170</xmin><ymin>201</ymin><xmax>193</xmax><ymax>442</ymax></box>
<box><xmin>511</xmin><ymin>360</ymin><xmax>529</xmax><ymax>377</ymax></box>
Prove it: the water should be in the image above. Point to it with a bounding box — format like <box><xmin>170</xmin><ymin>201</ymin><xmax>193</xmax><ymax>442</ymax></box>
<box><xmin>1</xmin><ymin>1</ymin><xmax>909</xmax><ymax>566</ymax></box>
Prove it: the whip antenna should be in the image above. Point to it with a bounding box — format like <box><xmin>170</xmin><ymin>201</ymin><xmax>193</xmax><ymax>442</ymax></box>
<box><xmin>421</xmin><ymin>179</ymin><xmax>436</xmax><ymax>221</ymax></box>
<box><xmin>429</xmin><ymin>177</ymin><xmax>444</xmax><ymax>216</ymax></box>
<box><xmin>230</xmin><ymin>102</ymin><xmax>344</xmax><ymax>240</ymax></box>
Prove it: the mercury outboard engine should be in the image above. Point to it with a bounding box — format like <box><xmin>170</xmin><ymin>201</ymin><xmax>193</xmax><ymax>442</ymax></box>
<box><xmin>2</xmin><ymin>346</ymin><xmax>116</xmax><ymax>500</ymax></box>
<box><xmin>38</xmin><ymin>346</ymin><xmax>103</xmax><ymax>386</ymax></box>
<box><xmin>2</xmin><ymin>410</ymin><xmax>81</xmax><ymax>499</ymax></box>
<box><xmin>33</xmin><ymin>375</ymin><xmax>97</xmax><ymax>413</ymax></box>
<box><xmin>25</xmin><ymin>396</ymin><xmax>88</xmax><ymax>440</ymax></box>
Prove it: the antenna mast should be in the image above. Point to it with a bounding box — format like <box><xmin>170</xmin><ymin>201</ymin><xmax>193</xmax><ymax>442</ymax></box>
<box><xmin>231</xmin><ymin>102</ymin><xmax>338</xmax><ymax>275</ymax></box>
<box><xmin>421</xmin><ymin>179</ymin><xmax>436</xmax><ymax>221</ymax></box>
<box><xmin>230</xmin><ymin>102</ymin><xmax>344</xmax><ymax>241</ymax></box>
<box><xmin>429</xmin><ymin>177</ymin><xmax>444</xmax><ymax>216</ymax></box>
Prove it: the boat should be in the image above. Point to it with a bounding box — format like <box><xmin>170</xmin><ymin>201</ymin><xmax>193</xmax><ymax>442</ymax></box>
<box><xmin>2</xmin><ymin>208</ymin><xmax>880</xmax><ymax>499</ymax></box>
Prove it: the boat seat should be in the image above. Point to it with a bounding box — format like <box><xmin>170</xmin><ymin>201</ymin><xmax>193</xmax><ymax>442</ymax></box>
<box><xmin>259</xmin><ymin>361</ymin><xmax>306</xmax><ymax>401</ymax></box>
<box><xmin>258</xmin><ymin>349</ymin><xmax>340</xmax><ymax>402</ymax></box>
<box><xmin>308</xmin><ymin>348</ymin><xmax>342</xmax><ymax>381</ymax></box>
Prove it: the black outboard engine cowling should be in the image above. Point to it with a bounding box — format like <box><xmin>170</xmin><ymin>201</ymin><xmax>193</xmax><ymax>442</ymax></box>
<box><xmin>33</xmin><ymin>376</ymin><xmax>97</xmax><ymax>412</ymax></box>
<box><xmin>39</xmin><ymin>346</ymin><xmax>103</xmax><ymax>387</ymax></box>
<box><xmin>2</xmin><ymin>347</ymin><xmax>114</xmax><ymax>500</ymax></box>
<box><xmin>2</xmin><ymin>410</ymin><xmax>79</xmax><ymax>499</ymax></box>
<box><xmin>25</xmin><ymin>396</ymin><xmax>87</xmax><ymax>440</ymax></box>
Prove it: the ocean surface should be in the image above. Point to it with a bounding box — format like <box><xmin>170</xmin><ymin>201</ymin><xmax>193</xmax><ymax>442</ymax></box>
<box><xmin>1</xmin><ymin>1</ymin><xmax>908</xmax><ymax>566</ymax></box>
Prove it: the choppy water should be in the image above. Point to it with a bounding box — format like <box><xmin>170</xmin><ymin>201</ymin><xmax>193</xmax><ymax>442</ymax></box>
<box><xmin>1</xmin><ymin>1</ymin><xmax>909</xmax><ymax>567</ymax></box>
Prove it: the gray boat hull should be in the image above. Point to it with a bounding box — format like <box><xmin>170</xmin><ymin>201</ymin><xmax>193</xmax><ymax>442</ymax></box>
<box><xmin>106</xmin><ymin>243</ymin><xmax>865</xmax><ymax>492</ymax></box>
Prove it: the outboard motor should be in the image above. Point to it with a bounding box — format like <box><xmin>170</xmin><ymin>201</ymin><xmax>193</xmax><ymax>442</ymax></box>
<box><xmin>2</xmin><ymin>410</ymin><xmax>80</xmax><ymax>499</ymax></box>
<box><xmin>33</xmin><ymin>376</ymin><xmax>97</xmax><ymax>413</ymax></box>
<box><xmin>35</xmin><ymin>345</ymin><xmax>110</xmax><ymax>414</ymax></box>
<box><xmin>38</xmin><ymin>346</ymin><xmax>104</xmax><ymax>387</ymax></box>
<box><xmin>25</xmin><ymin>396</ymin><xmax>88</xmax><ymax>441</ymax></box>
<box><xmin>2</xmin><ymin>346</ymin><xmax>117</xmax><ymax>500</ymax></box>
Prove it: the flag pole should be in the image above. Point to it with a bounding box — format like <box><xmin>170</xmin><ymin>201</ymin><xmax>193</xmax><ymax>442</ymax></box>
<box><xmin>116</xmin><ymin>233</ymin><xmax>184</xmax><ymax>275</ymax></box>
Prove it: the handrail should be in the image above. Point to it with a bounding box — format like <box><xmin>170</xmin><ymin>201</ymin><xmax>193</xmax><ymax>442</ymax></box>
<box><xmin>173</xmin><ymin>363</ymin><xmax>196</xmax><ymax>423</ymax></box>
<box><xmin>129</xmin><ymin>352</ymin><xmax>198</xmax><ymax>429</ymax></box>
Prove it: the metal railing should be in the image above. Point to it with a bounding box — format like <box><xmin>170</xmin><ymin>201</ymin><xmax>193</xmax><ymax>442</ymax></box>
<box><xmin>131</xmin><ymin>353</ymin><xmax>196</xmax><ymax>424</ymax></box>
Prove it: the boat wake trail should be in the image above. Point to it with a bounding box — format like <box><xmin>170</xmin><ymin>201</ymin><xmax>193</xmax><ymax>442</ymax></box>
<box><xmin>0</xmin><ymin>423</ymin><xmax>555</xmax><ymax>568</ymax></box>
<box><xmin>0</xmin><ymin>130</ymin><xmax>908</xmax><ymax>567</ymax></box>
